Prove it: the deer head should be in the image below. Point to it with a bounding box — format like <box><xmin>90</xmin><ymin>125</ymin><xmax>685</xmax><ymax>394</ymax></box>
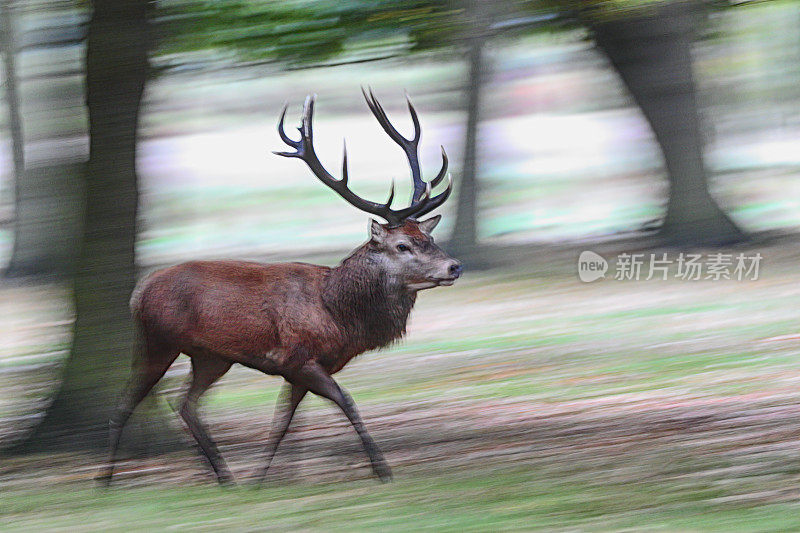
<box><xmin>276</xmin><ymin>88</ymin><xmax>461</xmax><ymax>291</ymax></box>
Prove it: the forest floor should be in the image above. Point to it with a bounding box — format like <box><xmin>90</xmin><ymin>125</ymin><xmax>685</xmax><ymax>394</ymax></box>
<box><xmin>5</xmin><ymin>236</ymin><xmax>800</xmax><ymax>530</ymax></box>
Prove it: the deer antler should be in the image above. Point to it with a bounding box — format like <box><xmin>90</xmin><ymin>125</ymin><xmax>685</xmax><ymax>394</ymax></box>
<box><xmin>275</xmin><ymin>91</ymin><xmax>452</xmax><ymax>226</ymax></box>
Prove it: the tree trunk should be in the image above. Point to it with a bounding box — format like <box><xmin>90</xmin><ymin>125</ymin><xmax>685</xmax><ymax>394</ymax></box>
<box><xmin>15</xmin><ymin>0</ymin><xmax>171</xmax><ymax>453</ymax></box>
<box><xmin>0</xmin><ymin>0</ymin><xmax>24</xmax><ymax>241</ymax></box>
<box><xmin>450</xmin><ymin>4</ymin><xmax>488</xmax><ymax>258</ymax></box>
<box><xmin>3</xmin><ymin>2</ymin><xmax>82</xmax><ymax>278</ymax></box>
<box><xmin>4</xmin><ymin>163</ymin><xmax>83</xmax><ymax>277</ymax></box>
<box><xmin>590</xmin><ymin>2</ymin><xmax>744</xmax><ymax>246</ymax></box>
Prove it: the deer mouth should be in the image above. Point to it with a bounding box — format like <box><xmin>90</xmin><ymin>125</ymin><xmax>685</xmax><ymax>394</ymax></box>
<box><xmin>408</xmin><ymin>276</ymin><xmax>458</xmax><ymax>291</ymax></box>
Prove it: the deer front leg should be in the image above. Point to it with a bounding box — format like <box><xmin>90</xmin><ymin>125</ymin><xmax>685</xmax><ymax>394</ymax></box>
<box><xmin>254</xmin><ymin>381</ymin><xmax>307</xmax><ymax>483</ymax></box>
<box><xmin>292</xmin><ymin>361</ymin><xmax>392</xmax><ymax>482</ymax></box>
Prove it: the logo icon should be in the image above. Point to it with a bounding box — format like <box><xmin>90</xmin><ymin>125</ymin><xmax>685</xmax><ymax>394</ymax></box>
<box><xmin>578</xmin><ymin>251</ymin><xmax>607</xmax><ymax>282</ymax></box>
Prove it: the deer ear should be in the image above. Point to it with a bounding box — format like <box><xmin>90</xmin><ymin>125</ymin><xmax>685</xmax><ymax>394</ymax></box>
<box><xmin>369</xmin><ymin>219</ymin><xmax>388</xmax><ymax>243</ymax></box>
<box><xmin>417</xmin><ymin>215</ymin><xmax>441</xmax><ymax>234</ymax></box>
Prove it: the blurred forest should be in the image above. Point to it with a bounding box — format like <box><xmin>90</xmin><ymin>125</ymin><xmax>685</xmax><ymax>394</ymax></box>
<box><xmin>4</xmin><ymin>0</ymin><xmax>800</xmax><ymax>530</ymax></box>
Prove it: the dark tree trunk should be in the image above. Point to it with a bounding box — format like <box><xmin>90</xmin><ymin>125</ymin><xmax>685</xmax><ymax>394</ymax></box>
<box><xmin>450</xmin><ymin>3</ymin><xmax>489</xmax><ymax>258</ymax></box>
<box><xmin>590</xmin><ymin>2</ymin><xmax>744</xmax><ymax>246</ymax></box>
<box><xmin>14</xmin><ymin>0</ymin><xmax>171</xmax><ymax>453</ymax></box>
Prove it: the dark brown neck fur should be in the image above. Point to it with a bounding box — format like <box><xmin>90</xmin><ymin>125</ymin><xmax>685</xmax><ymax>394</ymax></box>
<box><xmin>323</xmin><ymin>245</ymin><xmax>416</xmax><ymax>353</ymax></box>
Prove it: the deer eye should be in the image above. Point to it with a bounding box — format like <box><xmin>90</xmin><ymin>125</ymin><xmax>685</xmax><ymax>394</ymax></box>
<box><xmin>396</xmin><ymin>243</ymin><xmax>411</xmax><ymax>253</ymax></box>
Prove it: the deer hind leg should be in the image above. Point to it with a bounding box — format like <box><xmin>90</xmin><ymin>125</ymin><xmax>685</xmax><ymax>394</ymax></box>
<box><xmin>254</xmin><ymin>381</ymin><xmax>307</xmax><ymax>483</ymax></box>
<box><xmin>293</xmin><ymin>361</ymin><xmax>392</xmax><ymax>482</ymax></box>
<box><xmin>177</xmin><ymin>355</ymin><xmax>234</xmax><ymax>485</ymax></box>
<box><xmin>97</xmin><ymin>338</ymin><xmax>179</xmax><ymax>486</ymax></box>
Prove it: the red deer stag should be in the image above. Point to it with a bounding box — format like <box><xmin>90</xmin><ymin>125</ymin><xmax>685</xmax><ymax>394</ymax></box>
<box><xmin>97</xmin><ymin>89</ymin><xmax>461</xmax><ymax>486</ymax></box>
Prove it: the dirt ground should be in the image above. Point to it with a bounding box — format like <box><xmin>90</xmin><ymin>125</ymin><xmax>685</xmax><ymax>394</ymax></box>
<box><xmin>4</xmin><ymin>390</ymin><xmax>800</xmax><ymax>498</ymax></box>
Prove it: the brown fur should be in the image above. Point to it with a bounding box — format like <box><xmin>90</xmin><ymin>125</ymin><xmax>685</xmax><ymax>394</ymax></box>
<box><xmin>135</xmin><ymin>249</ymin><xmax>414</xmax><ymax>376</ymax></box>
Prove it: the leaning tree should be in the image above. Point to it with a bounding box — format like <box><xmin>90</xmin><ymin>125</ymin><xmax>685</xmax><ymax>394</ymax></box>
<box><xmin>580</xmin><ymin>0</ymin><xmax>744</xmax><ymax>245</ymax></box>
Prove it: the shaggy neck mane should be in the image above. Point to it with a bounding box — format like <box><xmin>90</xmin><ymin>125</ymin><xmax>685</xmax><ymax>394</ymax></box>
<box><xmin>323</xmin><ymin>245</ymin><xmax>416</xmax><ymax>352</ymax></box>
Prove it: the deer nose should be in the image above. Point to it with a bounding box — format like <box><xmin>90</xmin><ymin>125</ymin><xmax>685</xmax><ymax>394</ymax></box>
<box><xmin>449</xmin><ymin>261</ymin><xmax>463</xmax><ymax>278</ymax></box>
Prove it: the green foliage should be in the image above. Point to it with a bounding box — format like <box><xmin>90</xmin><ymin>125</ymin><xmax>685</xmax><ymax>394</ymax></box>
<box><xmin>155</xmin><ymin>0</ymin><xmax>587</xmax><ymax>68</ymax></box>
<box><xmin>577</xmin><ymin>0</ymin><xmax>670</xmax><ymax>16</ymax></box>
<box><xmin>157</xmin><ymin>0</ymin><xmax>467</xmax><ymax>66</ymax></box>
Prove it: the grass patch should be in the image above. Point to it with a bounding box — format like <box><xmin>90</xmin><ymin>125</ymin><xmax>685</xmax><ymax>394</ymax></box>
<box><xmin>3</xmin><ymin>466</ymin><xmax>800</xmax><ymax>532</ymax></box>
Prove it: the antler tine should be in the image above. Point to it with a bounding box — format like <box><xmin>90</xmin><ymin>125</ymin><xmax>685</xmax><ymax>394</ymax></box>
<box><xmin>430</xmin><ymin>146</ymin><xmax>449</xmax><ymax>189</ymax></box>
<box><xmin>390</xmin><ymin>173</ymin><xmax>454</xmax><ymax>221</ymax></box>
<box><xmin>421</xmin><ymin>181</ymin><xmax>431</xmax><ymax>202</ymax></box>
<box><xmin>341</xmin><ymin>139</ymin><xmax>349</xmax><ymax>185</ymax></box>
<box><xmin>413</xmin><ymin>173</ymin><xmax>453</xmax><ymax>218</ymax></box>
<box><xmin>404</xmin><ymin>91</ymin><xmax>422</xmax><ymax>144</ymax></box>
<box><xmin>301</xmin><ymin>94</ymin><xmax>315</xmax><ymax>142</ymax></box>
<box><xmin>385</xmin><ymin>178</ymin><xmax>395</xmax><ymax>207</ymax></box>
<box><xmin>273</xmin><ymin>105</ymin><xmax>301</xmax><ymax>157</ymax></box>
<box><xmin>275</xmin><ymin>104</ymin><xmax>297</xmax><ymax>147</ymax></box>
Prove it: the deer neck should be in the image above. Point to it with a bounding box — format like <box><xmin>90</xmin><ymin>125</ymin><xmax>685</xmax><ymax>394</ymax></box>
<box><xmin>323</xmin><ymin>246</ymin><xmax>416</xmax><ymax>350</ymax></box>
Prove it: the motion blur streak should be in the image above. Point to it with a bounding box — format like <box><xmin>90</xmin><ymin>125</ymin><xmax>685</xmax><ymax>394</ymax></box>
<box><xmin>3</xmin><ymin>1</ymin><xmax>800</xmax><ymax>531</ymax></box>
